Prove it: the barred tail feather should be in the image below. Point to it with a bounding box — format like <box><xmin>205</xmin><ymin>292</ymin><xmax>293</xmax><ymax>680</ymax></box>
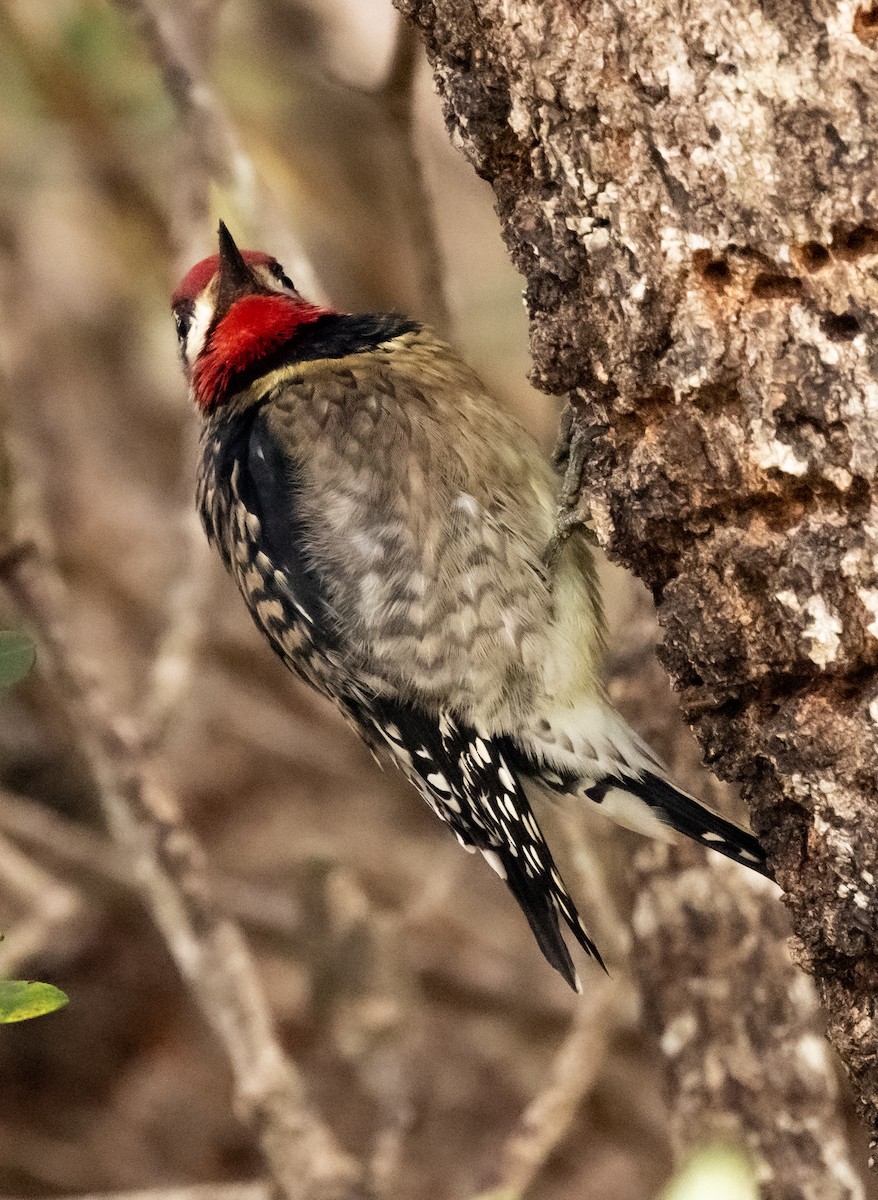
<box><xmin>501</xmin><ymin>854</ymin><xmax>581</xmax><ymax>990</ymax></box>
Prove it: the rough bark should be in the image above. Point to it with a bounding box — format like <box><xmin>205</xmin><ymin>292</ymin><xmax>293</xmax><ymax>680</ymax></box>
<box><xmin>397</xmin><ymin>0</ymin><xmax>878</xmax><ymax>1154</ymax></box>
<box><xmin>614</xmin><ymin>589</ymin><xmax>866</xmax><ymax>1198</ymax></box>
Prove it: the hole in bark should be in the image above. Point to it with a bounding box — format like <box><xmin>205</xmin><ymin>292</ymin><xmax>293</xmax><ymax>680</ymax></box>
<box><xmin>854</xmin><ymin>4</ymin><xmax>878</xmax><ymax>39</ymax></box>
<box><xmin>693</xmin><ymin>251</ymin><xmax>731</xmax><ymax>288</ymax></box>
<box><xmin>703</xmin><ymin>260</ymin><xmax>731</xmax><ymax>285</ymax></box>
<box><xmin>751</xmin><ymin>273</ymin><xmax>803</xmax><ymax>300</ymax></box>
<box><xmin>821</xmin><ymin>312</ymin><xmax>861</xmax><ymax>340</ymax></box>
<box><xmin>832</xmin><ymin>224</ymin><xmax>878</xmax><ymax>259</ymax></box>
<box><xmin>620</xmin><ymin>387</ymin><xmax>675</xmax><ymax>431</ymax></box>
<box><xmin>798</xmin><ymin>241</ymin><xmax>831</xmax><ymax>272</ymax></box>
<box><xmin>690</xmin><ymin>380</ymin><xmax>740</xmax><ymax>412</ymax></box>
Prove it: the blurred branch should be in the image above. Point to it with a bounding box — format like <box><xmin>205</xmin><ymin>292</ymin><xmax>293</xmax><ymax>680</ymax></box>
<box><xmin>374</xmin><ymin>17</ymin><xmax>450</xmax><ymax>334</ymax></box>
<box><xmin>140</xmin><ymin>498</ymin><xmax>212</xmax><ymax>751</ymax></box>
<box><xmin>172</xmin><ymin>0</ymin><xmax>229</xmax><ymax>70</ymax></box>
<box><xmin>113</xmin><ymin>0</ymin><xmax>323</xmax><ymax>292</ymax></box>
<box><xmin>0</xmin><ymin>387</ymin><xmax>14</xmax><ymax>559</ymax></box>
<box><xmin>0</xmin><ymin>829</ymin><xmax>90</xmax><ymax>978</ymax></box>
<box><xmin>0</xmin><ymin>787</ymin><xmax>304</xmax><ymax>943</ymax></box>
<box><xmin>1</xmin><ymin>3</ymin><xmax>216</xmax><ymax>744</ymax></box>
<box><xmin>0</xmin><ymin>546</ymin><xmax>364</xmax><ymax>1200</ymax></box>
<box><xmin>323</xmin><ymin>15</ymin><xmax>449</xmax><ymax>329</ymax></box>
<box><xmin>474</xmin><ymin>809</ymin><xmax>656</xmax><ymax>1199</ymax></box>
<box><xmin>303</xmin><ymin>863</ymin><xmax>417</xmax><ymax>1200</ymax></box>
<box><xmin>134</xmin><ymin>0</ymin><xmax>219</xmax><ymax>740</ymax></box>
<box><xmin>110</xmin><ymin>0</ymin><xmax>214</xmax><ymax>266</ymax></box>
<box><xmin>0</xmin><ymin>6</ymin><xmax>174</xmax><ymax>259</ymax></box>
<box><xmin>472</xmin><ymin>975</ymin><xmax>624</xmax><ymax>1200</ymax></box>
<box><xmin>0</xmin><ymin>785</ymin><xmax>583</xmax><ymax>1027</ymax></box>
<box><xmin>113</xmin><ymin>0</ymin><xmax>324</xmax><ymax>743</ymax></box>
<box><xmin>0</xmin><ymin>1186</ymin><xmax>269</xmax><ymax>1200</ymax></box>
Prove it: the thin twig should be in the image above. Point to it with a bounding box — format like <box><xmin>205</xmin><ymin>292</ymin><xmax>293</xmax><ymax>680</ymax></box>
<box><xmin>140</xmin><ymin>503</ymin><xmax>212</xmax><ymax>751</ymax></box>
<box><xmin>0</xmin><ymin>548</ymin><xmax>364</xmax><ymax>1200</ymax></box>
<box><xmin>307</xmin><ymin>864</ymin><xmax>417</xmax><ymax>1200</ymax></box>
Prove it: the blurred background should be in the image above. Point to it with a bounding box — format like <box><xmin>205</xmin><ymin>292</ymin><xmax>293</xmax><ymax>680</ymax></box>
<box><xmin>0</xmin><ymin>2</ymin><xmax>869</xmax><ymax>1198</ymax></box>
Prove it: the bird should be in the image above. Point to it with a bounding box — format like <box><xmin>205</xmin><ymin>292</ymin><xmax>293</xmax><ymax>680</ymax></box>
<box><xmin>171</xmin><ymin>221</ymin><xmax>771</xmax><ymax>990</ymax></box>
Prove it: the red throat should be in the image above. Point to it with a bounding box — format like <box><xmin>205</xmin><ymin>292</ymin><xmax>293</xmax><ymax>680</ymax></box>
<box><xmin>194</xmin><ymin>294</ymin><xmax>329</xmax><ymax>410</ymax></box>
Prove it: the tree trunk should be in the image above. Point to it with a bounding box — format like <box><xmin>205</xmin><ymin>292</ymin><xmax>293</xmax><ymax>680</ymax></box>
<box><xmin>398</xmin><ymin>0</ymin><xmax>878</xmax><ymax>1156</ymax></box>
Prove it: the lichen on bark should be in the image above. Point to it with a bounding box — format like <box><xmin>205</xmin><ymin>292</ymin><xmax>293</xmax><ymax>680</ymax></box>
<box><xmin>398</xmin><ymin>0</ymin><xmax>878</xmax><ymax>1157</ymax></box>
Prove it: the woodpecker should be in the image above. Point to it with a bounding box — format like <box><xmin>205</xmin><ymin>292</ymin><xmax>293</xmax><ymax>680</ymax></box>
<box><xmin>172</xmin><ymin>222</ymin><xmax>771</xmax><ymax>990</ymax></box>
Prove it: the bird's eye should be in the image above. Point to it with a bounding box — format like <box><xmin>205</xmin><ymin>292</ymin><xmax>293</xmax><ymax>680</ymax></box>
<box><xmin>174</xmin><ymin>309</ymin><xmax>192</xmax><ymax>344</ymax></box>
<box><xmin>269</xmin><ymin>261</ymin><xmax>295</xmax><ymax>290</ymax></box>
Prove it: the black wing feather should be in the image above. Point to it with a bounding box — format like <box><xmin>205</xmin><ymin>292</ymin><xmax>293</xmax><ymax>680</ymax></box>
<box><xmin>349</xmin><ymin>695</ymin><xmax>605</xmax><ymax>988</ymax></box>
<box><xmin>200</xmin><ymin>401</ymin><xmax>335</xmax><ymax>638</ymax></box>
<box><xmin>245</xmin><ymin>410</ymin><xmax>338</xmax><ymax>641</ymax></box>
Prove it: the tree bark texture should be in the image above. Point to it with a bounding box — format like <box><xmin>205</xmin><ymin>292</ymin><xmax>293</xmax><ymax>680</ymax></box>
<box><xmin>612</xmin><ymin>590</ymin><xmax>867</xmax><ymax>1197</ymax></box>
<box><xmin>398</xmin><ymin>0</ymin><xmax>878</xmax><ymax>1152</ymax></box>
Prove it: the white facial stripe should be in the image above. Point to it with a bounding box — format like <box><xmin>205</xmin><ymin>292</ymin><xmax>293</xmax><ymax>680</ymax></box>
<box><xmin>181</xmin><ymin>264</ymin><xmax>296</xmax><ymax>372</ymax></box>
<box><xmin>185</xmin><ymin>294</ymin><xmax>217</xmax><ymax>369</ymax></box>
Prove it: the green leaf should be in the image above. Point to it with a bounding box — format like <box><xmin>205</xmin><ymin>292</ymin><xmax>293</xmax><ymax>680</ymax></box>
<box><xmin>0</xmin><ymin>979</ymin><xmax>69</xmax><ymax>1023</ymax></box>
<box><xmin>0</xmin><ymin>630</ymin><xmax>35</xmax><ymax>691</ymax></box>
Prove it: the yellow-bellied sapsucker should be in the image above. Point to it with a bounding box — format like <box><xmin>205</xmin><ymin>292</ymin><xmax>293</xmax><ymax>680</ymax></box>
<box><xmin>172</xmin><ymin>222</ymin><xmax>770</xmax><ymax>989</ymax></box>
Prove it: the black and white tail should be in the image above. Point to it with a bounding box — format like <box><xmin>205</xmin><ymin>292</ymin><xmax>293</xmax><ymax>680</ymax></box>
<box><xmin>348</xmin><ymin>695</ymin><xmax>605</xmax><ymax>989</ymax></box>
<box><xmin>514</xmin><ymin>700</ymin><xmax>772</xmax><ymax>880</ymax></box>
<box><xmin>582</xmin><ymin>770</ymin><xmax>771</xmax><ymax>877</ymax></box>
<box><xmin>346</xmin><ymin>693</ymin><xmax>771</xmax><ymax>989</ymax></box>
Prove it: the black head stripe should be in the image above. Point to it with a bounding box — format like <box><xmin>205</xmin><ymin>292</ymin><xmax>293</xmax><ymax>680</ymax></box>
<box><xmin>269</xmin><ymin>261</ymin><xmax>296</xmax><ymax>291</ymax></box>
<box><xmin>174</xmin><ymin>302</ymin><xmax>194</xmax><ymax>345</ymax></box>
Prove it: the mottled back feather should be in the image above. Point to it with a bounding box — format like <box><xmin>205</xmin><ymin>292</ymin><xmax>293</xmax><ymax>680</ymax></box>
<box><xmin>194</xmin><ymin>317</ymin><xmax>771</xmax><ymax>986</ymax></box>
